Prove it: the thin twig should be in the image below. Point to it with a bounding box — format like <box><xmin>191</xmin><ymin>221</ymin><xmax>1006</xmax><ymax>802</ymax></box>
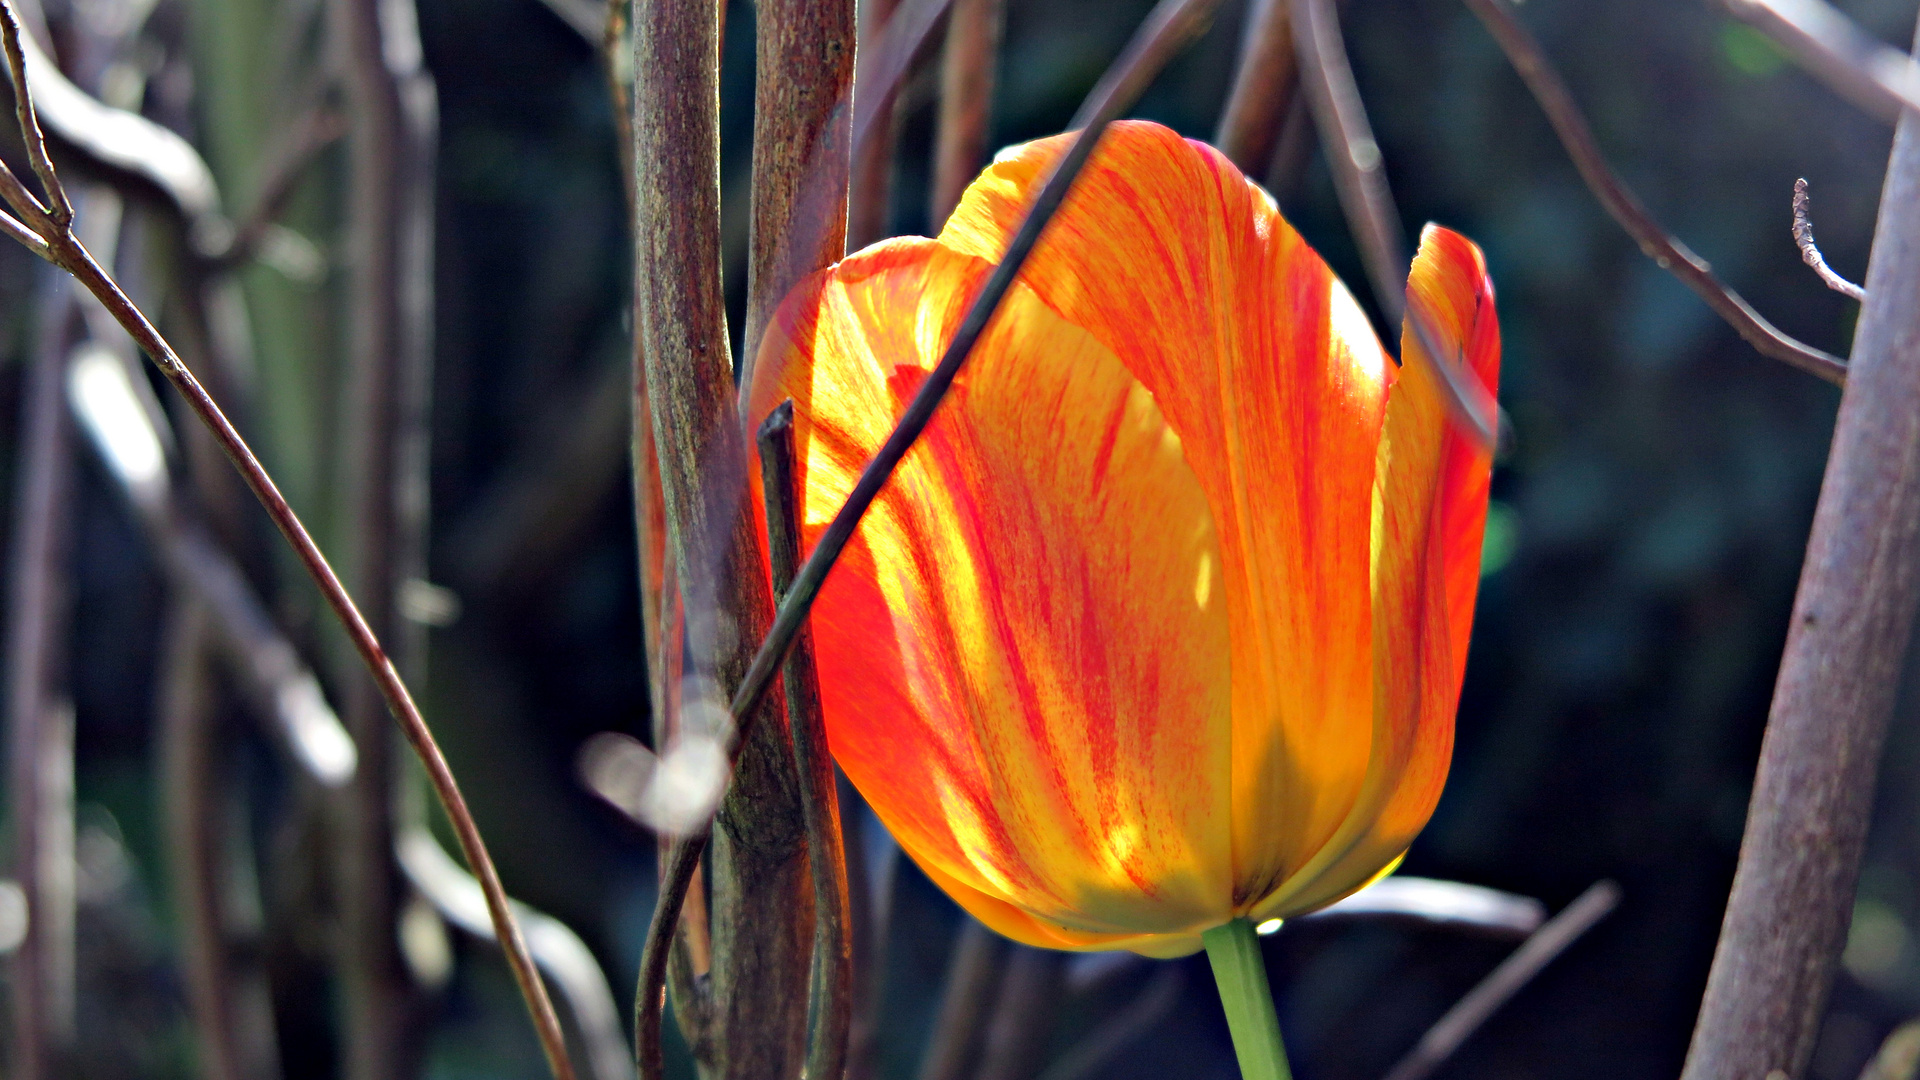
<box><xmin>1681</xmin><ymin>19</ymin><xmax>1920</xmax><ymax>1079</ymax></box>
<box><xmin>740</xmin><ymin>0</ymin><xmax>857</xmax><ymax>438</ymax></box>
<box><xmin>1215</xmin><ymin>0</ymin><xmax>1298</xmax><ymax>175</ymax></box>
<box><xmin>976</xmin><ymin>948</ymin><xmax>1069</xmax><ymax>1080</ymax></box>
<box><xmin>917</xmin><ymin>920</ymin><xmax>1012</xmax><ymax>1080</ymax></box>
<box><xmin>1793</xmin><ymin>178</ymin><xmax>1865</xmax><ymax>301</ymax></box>
<box><xmin>1290</xmin><ymin>0</ymin><xmax>1499</xmax><ymax>447</ymax></box>
<box><xmin>0</xmin><ymin>4</ymin><xmax>577</xmax><ymax>1076</ymax></box>
<box><xmin>211</xmin><ymin>106</ymin><xmax>345</xmax><ymax>270</ymax></box>
<box><xmin>930</xmin><ymin>0</ymin><xmax>1005</xmax><ymax>229</ymax></box>
<box><xmin>759</xmin><ymin>403</ymin><xmax>853</xmax><ymax>1080</ymax></box>
<box><xmin>160</xmin><ymin>599</ymin><xmax>277</xmax><ymax>1080</ymax></box>
<box><xmin>329</xmin><ymin>0</ymin><xmax>441</xmax><ymax>1071</ymax></box>
<box><xmin>1381</xmin><ymin>881</ymin><xmax>1620</xmax><ymax>1080</ymax></box>
<box><xmin>1462</xmin><ymin>0</ymin><xmax>1847</xmax><ymax>384</ymax></box>
<box><xmin>0</xmin><ymin>0</ymin><xmax>68</xmax><ymax>227</ymax></box>
<box><xmin>6</xmin><ymin>284</ymin><xmax>77</xmax><ymax>1080</ymax></box>
<box><xmin>635</xmin><ymin>836</ymin><xmax>705</xmax><ymax>1080</ymax></box>
<box><xmin>632</xmin><ymin>0</ymin><xmax>793</xmax><ymax>1071</ymax></box>
<box><xmin>396</xmin><ymin>830</ymin><xmax>636</xmax><ymax>1080</ymax></box>
<box><xmin>1724</xmin><ymin>0</ymin><xmax>1920</xmax><ymax>124</ymax></box>
<box><xmin>1033</xmin><ymin>968</ymin><xmax>1185</xmax><ymax>1080</ymax></box>
<box><xmin>846</xmin><ymin>0</ymin><xmax>904</xmax><ymax>251</ymax></box>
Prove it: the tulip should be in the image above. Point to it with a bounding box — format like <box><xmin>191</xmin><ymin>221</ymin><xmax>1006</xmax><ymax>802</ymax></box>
<box><xmin>747</xmin><ymin>119</ymin><xmax>1498</xmax><ymax>1073</ymax></box>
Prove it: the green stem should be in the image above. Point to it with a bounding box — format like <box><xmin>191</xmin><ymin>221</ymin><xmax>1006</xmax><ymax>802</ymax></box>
<box><xmin>1202</xmin><ymin>917</ymin><xmax>1294</xmax><ymax>1080</ymax></box>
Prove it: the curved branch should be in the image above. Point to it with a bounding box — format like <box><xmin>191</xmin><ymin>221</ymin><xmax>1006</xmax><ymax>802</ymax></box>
<box><xmin>1463</xmin><ymin>0</ymin><xmax>1848</xmax><ymax>384</ymax></box>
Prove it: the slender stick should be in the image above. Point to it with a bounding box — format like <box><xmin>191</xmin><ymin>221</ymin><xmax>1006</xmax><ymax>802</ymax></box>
<box><xmin>929</xmin><ymin>0</ymin><xmax>1005</xmax><ymax>229</ymax></box>
<box><xmin>0</xmin><ymin>4</ymin><xmax>576</xmax><ymax>1072</ymax></box>
<box><xmin>1035</xmin><ymin>969</ymin><xmax>1185</xmax><ymax>1080</ymax></box>
<box><xmin>759</xmin><ymin>403</ymin><xmax>854</xmax><ymax>1080</ymax></box>
<box><xmin>1461</xmin><ymin>0</ymin><xmax>1847</xmax><ymax>385</ymax></box>
<box><xmin>1202</xmin><ymin>919</ymin><xmax>1294</xmax><ymax>1080</ymax></box>
<box><xmin>160</xmin><ymin>600</ymin><xmax>280</xmax><ymax>1080</ymax></box>
<box><xmin>1215</xmin><ymin>0</ymin><xmax>1297</xmax><ymax>177</ymax></box>
<box><xmin>740</xmin><ymin>0</ymin><xmax>856</xmax><ymax>384</ymax></box>
<box><xmin>631</xmin><ymin>0</ymin><xmax>806</xmax><ymax>1074</ymax></box>
<box><xmin>1289</xmin><ymin>0</ymin><xmax>1497</xmax><ymax>448</ymax></box>
<box><xmin>975</xmin><ymin>947</ymin><xmax>1068</xmax><ymax>1080</ymax></box>
<box><xmin>1724</xmin><ymin>0</ymin><xmax>1920</xmax><ymax>123</ymax></box>
<box><xmin>846</xmin><ymin>0</ymin><xmax>903</xmax><ymax>251</ymax></box>
<box><xmin>1680</xmin><ymin>18</ymin><xmax>1920</xmax><ymax>1080</ymax></box>
<box><xmin>6</xmin><ymin>284</ymin><xmax>76</xmax><ymax>1080</ymax></box>
<box><xmin>916</xmin><ymin>920</ymin><xmax>1011</xmax><ymax>1080</ymax></box>
<box><xmin>1381</xmin><ymin>881</ymin><xmax>1620</xmax><ymax>1080</ymax></box>
<box><xmin>329</xmin><ymin>0</ymin><xmax>440</xmax><ymax>1071</ymax></box>
<box><xmin>0</xmin><ymin>0</ymin><xmax>68</xmax><ymax>228</ymax></box>
<box><xmin>1793</xmin><ymin>178</ymin><xmax>1865</xmax><ymax>301</ymax></box>
<box><xmin>211</xmin><ymin>106</ymin><xmax>344</xmax><ymax>269</ymax></box>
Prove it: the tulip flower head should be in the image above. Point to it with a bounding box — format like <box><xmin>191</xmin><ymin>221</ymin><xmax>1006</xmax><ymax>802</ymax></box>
<box><xmin>748</xmin><ymin>120</ymin><xmax>1499</xmax><ymax>959</ymax></box>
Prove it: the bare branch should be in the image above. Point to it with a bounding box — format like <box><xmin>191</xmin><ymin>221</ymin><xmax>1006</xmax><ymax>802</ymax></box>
<box><xmin>1682</xmin><ymin>19</ymin><xmax>1920</xmax><ymax>1079</ymax></box>
<box><xmin>0</xmin><ymin>1</ymin><xmax>67</xmax><ymax>227</ymax></box>
<box><xmin>211</xmin><ymin>107</ymin><xmax>345</xmax><ymax>270</ymax></box>
<box><xmin>930</xmin><ymin>0</ymin><xmax>1005</xmax><ymax>229</ymax></box>
<box><xmin>917</xmin><ymin>920</ymin><xmax>1012</xmax><ymax>1080</ymax></box>
<box><xmin>846</xmin><ymin>0</ymin><xmax>904</xmax><ymax>251</ymax></box>
<box><xmin>1724</xmin><ymin>0</ymin><xmax>1920</xmax><ymax>124</ymax></box>
<box><xmin>1034</xmin><ymin>969</ymin><xmax>1185</xmax><ymax>1080</ymax></box>
<box><xmin>1216</xmin><ymin>0</ymin><xmax>1298</xmax><ymax>176</ymax></box>
<box><xmin>0</xmin><ymin>0</ymin><xmax>576</xmax><ymax>1070</ymax></box>
<box><xmin>1292</xmin><ymin>0</ymin><xmax>1503</xmax><ymax>450</ymax></box>
<box><xmin>6</xmin><ymin>289</ymin><xmax>78</xmax><ymax>1080</ymax></box>
<box><xmin>1793</xmin><ymin>178</ymin><xmax>1865</xmax><ymax>301</ymax></box>
<box><xmin>759</xmin><ymin>403</ymin><xmax>853</xmax><ymax>1080</ymax></box>
<box><xmin>1382</xmin><ymin>881</ymin><xmax>1621</xmax><ymax>1080</ymax></box>
<box><xmin>1463</xmin><ymin>0</ymin><xmax>1848</xmax><ymax>384</ymax></box>
<box><xmin>397</xmin><ymin>830</ymin><xmax>635</xmax><ymax>1080</ymax></box>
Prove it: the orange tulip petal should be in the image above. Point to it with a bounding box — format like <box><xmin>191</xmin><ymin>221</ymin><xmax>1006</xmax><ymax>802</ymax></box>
<box><xmin>749</xmin><ymin>236</ymin><xmax>1237</xmax><ymax>942</ymax></box>
<box><xmin>940</xmin><ymin>121</ymin><xmax>1392</xmax><ymax>905</ymax></box>
<box><xmin>1252</xmin><ymin>225</ymin><xmax>1500</xmax><ymax>920</ymax></box>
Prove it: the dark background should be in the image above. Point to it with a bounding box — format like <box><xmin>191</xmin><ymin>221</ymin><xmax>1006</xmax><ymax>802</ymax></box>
<box><xmin>11</xmin><ymin>0</ymin><xmax>1920</xmax><ymax>1077</ymax></box>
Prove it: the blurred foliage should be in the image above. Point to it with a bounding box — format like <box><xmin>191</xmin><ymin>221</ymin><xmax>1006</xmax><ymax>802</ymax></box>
<box><xmin>4</xmin><ymin>0</ymin><xmax>1920</xmax><ymax>1078</ymax></box>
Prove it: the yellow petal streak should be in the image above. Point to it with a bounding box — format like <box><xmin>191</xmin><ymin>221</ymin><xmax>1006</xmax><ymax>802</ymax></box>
<box><xmin>942</xmin><ymin>122</ymin><xmax>1391</xmax><ymax>907</ymax></box>
<box><xmin>750</xmin><ymin>237</ymin><xmax>1236</xmax><ymax>944</ymax></box>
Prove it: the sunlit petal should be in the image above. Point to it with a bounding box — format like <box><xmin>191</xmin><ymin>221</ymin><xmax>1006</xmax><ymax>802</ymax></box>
<box><xmin>750</xmin><ymin>235</ymin><xmax>1237</xmax><ymax>940</ymax></box>
<box><xmin>941</xmin><ymin>121</ymin><xmax>1391</xmax><ymax>904</ymax></box>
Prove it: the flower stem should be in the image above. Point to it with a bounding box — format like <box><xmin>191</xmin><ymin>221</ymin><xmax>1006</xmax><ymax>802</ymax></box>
<box><xmin>1202</xmin><ymin>918</ymin><xmax>1294</xmax><ymax>1080</ymax></box>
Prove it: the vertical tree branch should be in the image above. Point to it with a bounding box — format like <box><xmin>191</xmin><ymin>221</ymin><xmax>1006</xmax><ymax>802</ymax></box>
<box><xmin>327</xmin><ymin>0</ymin><xmax>440</xmax><ymax>1074</ymax></box>
<box><xmin>929</xmin><ymin>0</ymin><xmax>1004</xmax><ymax>229</ymax></box>
<box><xmin>740</xmin><ymin>0</ymin><xmax>857</xmax><ymax>387</ymax></box>
<box><xmin>6</xmin><ymin>287</ymin><xmax>77</xmax><ymax>1080</ymax></box>
<box><xmin>1680</xmin><ymin>17</ymin><xmax>1920</xmax><ymax>1080</ymax></box>
<box><xmin>759</xmin><ymin>404</ymin><xmax>853</xmax><ymax>1080</ymax></box>
<box><xmin>916</xmin><ymin>920</ymin><xmax>1011</xmax><ymax>1080</ymax></box>
<box><xmin>1214</xmin><ymin>0</ymin><xmax>1296</xmax><ymax>175</ymax></box>
<box><xmin>631</xmin><ymin>0</ymin><xmax>807</xmax><ymax>1075</ymax></box>
<box><xmin>159</xmin><ymin>600</ymin><xmax>283</xmax><ymax>1080</ymax></box>
<box><xmin>846</xmin><ymin>0</ymin><xmax>903</xmax><ymax>251</ymax></box>
<box><xmin>975</xmin><ymin>947</ymin><xmax>1068</xmax><ymax>1080</ymax></box>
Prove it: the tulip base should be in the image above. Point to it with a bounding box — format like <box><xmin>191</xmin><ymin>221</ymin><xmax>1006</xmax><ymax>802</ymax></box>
<box><xmin>1202</xmin><ymin>918</ymin><xmax>1294</xmax><ymax>1080</ymax></box>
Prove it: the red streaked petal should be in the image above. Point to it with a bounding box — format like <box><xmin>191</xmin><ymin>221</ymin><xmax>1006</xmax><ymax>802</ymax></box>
<box><xmin>749</xmin><ymin>236</ymin><xmax>1237</xmax><ymax>941</ymax></box>
<box><xmin>941</xmin><ymin>121</ymin><xmax>1391</xmax><ymax>905</ymax></box>
<box><xmin>1253</xmin><ymin>224</ymin><xmax>1500</xmax><ymax>919</ymax></box>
